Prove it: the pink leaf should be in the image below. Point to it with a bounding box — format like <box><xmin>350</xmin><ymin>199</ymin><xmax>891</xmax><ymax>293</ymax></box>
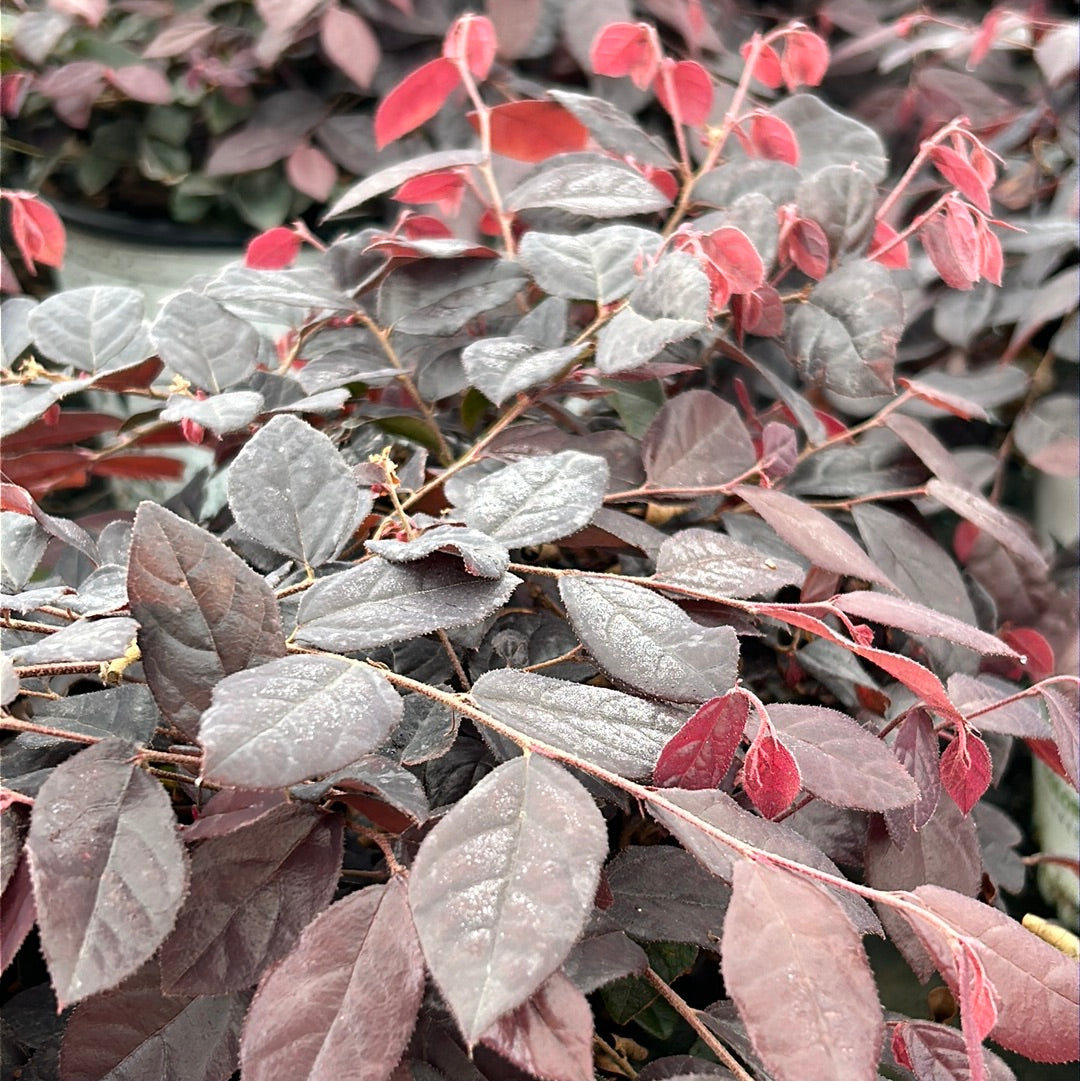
<box><xmin>743</xmin><ymin>725</ymin><xmax>801</xmax><ymax>819</ymax></box>
<box><xmin>105</xmin><ymin>64</ymin><xmax>173</xmax><ymax>104</ymax></box>
<box><xmin>655</xmin><ymin>59</ymin><xmax>713</xmax><ymax>126</ymax></box>
<box><xmin>49</xmin><ymin>0</ymin><xmax>106</xmax><ymax>25</ymax></box>
<box><xmin>394</xmin><ymin>169</ymin><xmax>467</xmax><ymax>215</ymax></box>
<box><xmin>957</xmin><ymin>939</ymin><xmax>1001</xmax><ymax>1044</ymax></box>
<box><xmin>780</xmin><ymin>27</ymin><xmax>830</xmax><ymax>89</ymax></box>
<box><xmin>654</xmin><ymin>691</ymin><xmax>748</xmax><ymax>789</ymax></box>
<box><xmin>884</xmin><ymin>708</ymin><xmax>941</xmax><ymax>840</ymax></box>
<box><xmin>930</xmin><ymin>145</ymin><xmax>992</xmax><ymax>212</ymax></box>
<box><xmin>870</xmin><ymin>220</ymin><xmax>910</xmax><ymax>269</ymax></box>
<box><xmin>700</xmin><ymin>226</ymin><xmax>764</xmax><ymax>294</ymax></box>
<box><xmin>921</xmin><ymin>198</ymin><xmax>981</xmax><ymax>289</ymax></box>
<box><xmin>245</xmin><ymin>226</ymin><xmax>302</xmax><ymax>269</ymax></box>
<box><xmin>939</xmin><ymin>729</ymin><xmax>991</xmax><ymax>814</ymax></box>
<box><xmin>906</xmin><ymin>885</ymin><xmax>1080</xmax><ymax>1063</ymax></box>
<box><xmin>748</xmin><ymin>111</ymin><xmax>799</xmax><ymax>165</ymax></box>
<box><xmin>374</xmin><ymin>57</ymin><xmax>461</xmax><ymax>150</ymax></box>
<box><xmin>737</xmin><ymin>284</ymin><xmax>784</xmax><ymax>338</ymax></box>
<box><xmin>5</xmin><ymin>192</ymin><xmax>66</xmax><ymax>274</ymax></box>
<box><xmin>1040</xmin><ymin>686</ymin><xmax>1079</xmax><ymax>789</ymax></box>
<box><xmin>740</xmin><ymin>38</ymin><xmax>783</xmax><ymax>89</ymax></box>
<box><xmin>590</xmin><ymin>22</ymin><xmax>662</xmax><ymax>90</ymax></box>
<box><xmin>469</xmin><ymin>100</ymin><xmax>589</xmax><ymax>163</ymax></box>
<box><xmin>285</xmin><ymin>142</ymin><xmax>336</xmax><ymax>201</ymax></box>
<box><xmin>976</xmin><ymin>217</ymin><xmax>1003</xmax><ymax>286</ymax></box>
<box><xmin>319</xmin><ymin>4</ymin><xmax>380</xmax><ymax>90</ymax></box>
<box><xmin>723</xmin><ymin>861</ymin><xmax>883</xmax><ymax>1081</ymax></box>
<box><xmin>442</xmin><ymin>13</ymin><xmax>497</xmax><ymax>80</ymax></box>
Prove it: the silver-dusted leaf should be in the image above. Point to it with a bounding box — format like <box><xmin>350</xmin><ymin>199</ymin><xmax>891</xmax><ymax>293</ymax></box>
<box><xmin>560</xmin><ymin>575</ymin><xmax>739</xmax><ymax>703</ymax></box>
<box><xmin>454</xmin><ymin>451</ymin><xmax>609</xmax><ymax>548</ymax></box>
<box><xmin>228</xmin><ymin>414</ymin><xmax>367</xmax><ymax>567</ymax></box>
<box><xmin>366</xmin><ymin>525</ymin><xmax>509</xmax><ymax>579</ymax></box>
<box><xmin>472</xmin><ymin>668</ymin><xmax>685</xmax><ymax>778</ymax></box>
<box><xmin>409</xmin><ymin>755</ymin><xmax>606</xmax><ymax>1045</ymax></box>
<box><xmin>7</xmin><ymin>616</ymin><xmax>137</xmax><ymax>665</ymax></box>
<box><xmin>200</xmin><ymin>655</ymin><xmax>403</xmax><ymax>788</ymax></box>
<box><xmin>29</xmin><ymin>286</ymin><xmax>150</xmax><ymax>374</ymax></box>
<box><xmin>295</xmin><ymin>555</ymin><xmax>520</xmax><ymax>652</ymax></box>
<box><xmin>461</xmin><ymin>338</ymin><xmax>585</xmax><ymax>406</ymax></box>
<box><xmin>159</xmin><ymin>390</ymin><xmax>264</xmax><ymax>435</ymax></box>
<box><xmin>654</xmin><ymin>528</ymin><xmax>804</xmax><ymax>599</ymax></box>
<box><xmin>506</xmin><ymin>156</ymin><xmax>672</xmax><ymax>217</ymax></box>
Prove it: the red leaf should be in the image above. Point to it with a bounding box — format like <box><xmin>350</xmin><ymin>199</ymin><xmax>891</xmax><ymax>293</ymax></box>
<box><xmin>6</xmin><ymin>193</ymin><xmax>66</xmax><ymax>274</ymax></box>
<box><xmin>939</xmin><ymin>730</ymin><xmax>992</xmax><ymax>814</ymax></box>
<box><xmin>394</xmin><ymin>170</ymin><xmax>467</xmax><ymax>215</ymax></box>
<box><xmin>748</xmin><ymin>111</ymin><xmax>799</xmax><ymax>165</ymax></box>
<box><xmin>969</xmin><ymin>9</ymin><xmax>1004</xmax><ymax>68</ymax></box>
<box><xmin>374</xmin><ymin>57</ymin><xmax>461</xmax><ymax>150</ymax></box>
<box><xmin>930</xmin><ymin>145</ymin><xmax>992</xmax><ymax>213</ymax></box>
<box><xmin>655</xmin><ymin>59</ymin><xmax>713</xmax><ymax>126</ymax></box>
<box><xmin>787</xmin><ymin>218</ymin><xmax>829</xmax><ymax>279</ymax></box>
<box><xmin>870</xmin><ymin>220</ymin><xmax>910</xmax><ymax>269</ymax></box>
<box><xmin>90</xmin><ymin>454</ymin><xmax>186</xmax><ymax>481</ymax></box>
<box><xmin>700</xmin><ymin>226</ymin><xmax>764</xmax><ymax>294</ymax></box>
<box><xmin>470</xmin><ymin>100</ymin><xmax>589</xmax><ymax>163</ymax></box>
<box><xmin>956</xmin><ymin>940</ymin><xmax>1000</xmax><ymax>1044</ymax></box>
<box><xmin>743</xmin><ymin>726</ymin><xmax>801</xmax><ymax>819</ymax></box>
<box><xmin>976</xmin><ymin>217</ymin><xmax>1003</xmax><ymax>286</ymax></box>
<box><xmin>654</xmin><ymin>691</ymin><xmax>748</xmax><ymax>789</ymax></box>
<box><xmin>590</xmin><ymin>22</ymin><xmax>662</xmax><ymax>90</ymax></box>
<box><xmin>999</xmin><ymin>627</ymin><xmax>1054</xmax><ymax>680</ymax></box>
<box><xmin>285</xmin><ymin>143</ymin><xmax>336</xmax><ymax>202</ymax></box>
<box><xmin>245</xmin><ymin>226</ymin><xmax>302</xmax><ymax>270</ymax></box>
<box><xmin>740</xmin><ymin>39</ymin><xmax>783</xmax><ymax>89</ymax></box>
<box><xmin>969</xmin><ymin>142</ymin><xmax>997</xmax><ymax>188</ymax></box>
<box><xmin>736</xmin><ymin>285</ymin><xmax>784</xmax><ymax>338</ymax></box>
<box><xmin>780</xmin><ymin>27</ymin><xmax>830</xmax><ymax>89</ymax></box>
<box><xmin>921</xmin><ymin>198</ymin><xmax>980</xmax><ymax>289</ymax></box>
<box><xmin>442</xmin><ymin>13</ymin><xmax>497</xmax><ymax>80</ymax></box>
<box><xmin>319</xmin><ymin>4</ymin><xmax>380</xmax><ymax>90</ymax></box>
<box><xmin>0</xmin><ymin>482</ymin><xmax>33</xmax><ymax>514</ymax></box>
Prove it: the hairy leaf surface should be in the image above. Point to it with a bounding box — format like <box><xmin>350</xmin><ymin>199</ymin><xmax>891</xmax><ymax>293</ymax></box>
<box><xmin>461</xmin><ymin>338</ymin><xmax>585</xmax><ymax>406</ymax></box>
<box><xmin>240</xmin><ymin>879</ymin><xmax>424</xmax><ymax>1081</ymax></box>
<box><xmin>127</xmin><ymin>503</ymin><xmax>285</xmax><ymax>737</ymax></box>
<box><xmin>506</xmin><ymin>156</ymin><xmax>672</xmax><ymax>217</ymax></box>
<box><xmin>409</xmin><ymin>755</ymin><xmax>606</xmax><ymax>1045</ymax></box>
<box><xmin>366</xmin><ymin>525</ymin><xmax>510</xmax><ymax>579</ymax></box>
<box><xmin>560</xmin><ymin>575</ymin><xmax>739</xmax><ymax>702</ymax></box>
<box><xmin>152</xmin><ymin>292</ymin><xmax>259</xmax><ymax>392</ymax></box>
<box><xmin>26</xmin><ymin>740</ymin><xmax>188</xmax><ymax>1008</ymax></box>
<box><xmin>29</xmin><ymin>286</ymin><xmax>150</xmax><ymax>374</ymax></box>
<box><xmin>653</xmin><ymin>528</ymin><xmax>804</xmax><ymax>599</ymax></box>
<box><xmin>200</xmin><ymin>655</ymin><xmax>402</xmax><ymax>788</ymax></box>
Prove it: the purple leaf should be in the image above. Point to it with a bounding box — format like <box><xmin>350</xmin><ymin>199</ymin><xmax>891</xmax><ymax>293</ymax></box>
<box><xmin>765</xmin><ymin>703</ymin><xmax>919</xmax><ymax>811</ymax></box>
<box><xmin>884</xmin><ymin>708</ymin><xmax>942</xmax><ymax>842</ymax></box>
<box><xmin>453</xmin><ymin>451</ymin><xmax>609</xmax><ymax>548</ymax></box>
<box><xmin>408</xmin><ymin>755</ymin><xmax>606</xmax><ymax>1045</ymax></box>
<box><xmin>641</xmin><ymin>390</ymin><xmax>757</xmax><ymax>491</ymax></box>
<box><xmin>479</xmin><ymin>971</ymin><xmax>594</xmax><ymax>1081</ymax></box>
<box><xmin>183</xmin><ymin>789</ymin><xmax>286</xmax><ymax>842</ymax></box>
<box><xmin>654</xmin><ymin>692</ymin><xmax>748</xmax><ymax>789</ymax></box>
<box><xmin>367</xmin><ymin>524</ymin><xmax>510</xmax><ymax>579</ymax></box>
<box><xmin>906</xmin><ymin>885</ymin><xmax>1080</xmax><ymax>1063</ymax></box>
<box><xmin>160</xmin><ymin>802</ymin><xmax>342</xmax><ymax>995</ymax></box>
<box><xmin>891</xmin><ymin>1019</ymin><xmax>1018</xmax><ymax>1081</ymax></box>
<box><xmin>722</xmin><ymin>860</ymin><xmax>883</xmax><ymax>1081</ymax></box>
<box><xmin>518</xmin><ymin>225</ymin><xmax>663</xmax><ymax>303</ymax></box>
<box><xmin>606</xmin><ymin>846</ymin><xmax>730</xmax><ymax>947</ymax></box>
<box><xmin>152</xmin><ymin>292</ymin><xmax>260</xmax><ymax>393</ymax></box>
<box><xmin>506</xmin><ymin>155</ymin><xmax>672</xmax><ymax>217</ymax></box>
<box><xmin>228</xmin><ymin>414</ymin><xmax>368</xmax><ymax>567</ymax></box>
<box><xmin>833</xmin><ymin>591</ymin><xmax>1018</xmax><ymax>657</ymax></box>
<box><xmin>560</xmin><ymin>575</ymin><xmax>739</xmax><ymax>703</ymax></box>
<box><xmin>26</xmin><ymin>740</ymin><xmax>189</xmax><ymax>1008</ymax></box>
<box><xmin>295</xmin><ymin>556</ymin><xmax>520</xmax><ymax>652</ymax></box>
<box><xmin>653</xmin><ymin>528</ymin><xmax>804</xmax><ymax>599</ymax></box>
<box><xmin>127</xmin><ymin>503</ymin><xmax>286</xmax><ymax>738</ymax></box>
<box><xmin>0</xmin><ymin>853</ymin><xmax>35</xmax><ymax>975</ymax></box>
<box><xmin>563</xmin><ymin>913</ymin><xmax>649</xmax><ymax>993</ymax></box>
<box><xmin>199</xmin><ymin>655</ymin><xmax>403</xmax><ymax>788</ymax></box>
<box><xmin>472</xmin><ymin>668</ymin><xmax>685</xmax><ymax>778</ymax></box>
<box><xmin>60</xmin><ymin>958</ymin><xmax>247</xmax><ymax>1081</ymax></box>
<box><xmin>240</xmin><ymin>879</ymin><xmax>425</xmax><ymax>1081</ymax></box>
<box><xmin>736</xmin><ymin>485</ymin><xmax>895</xmax><ymax>589</ymax></box>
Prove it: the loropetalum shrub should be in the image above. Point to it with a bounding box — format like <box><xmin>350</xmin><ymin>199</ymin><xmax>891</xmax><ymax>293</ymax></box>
<box><xmin>2</xmin><ymin>9</ymin><xmax>1078</xmax><ymax>1081</ymax></box>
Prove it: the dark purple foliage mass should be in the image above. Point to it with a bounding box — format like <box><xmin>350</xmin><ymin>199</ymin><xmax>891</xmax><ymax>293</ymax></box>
<box><xmin>1</xmin><ymin>3</ymin><xmax>1077</xmax><ymax>1081</ymax></box>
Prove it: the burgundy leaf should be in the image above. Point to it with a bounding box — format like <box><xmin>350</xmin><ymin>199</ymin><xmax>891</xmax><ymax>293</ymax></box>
<box><xmin>472</xmin><ymin>668</ymin><xmax>684</xmax><ymax>778</ymax></box>
<box><xmin>930</xmin><ymin>145</ymin><xmax>992</xmax><ymax>212</ymax></box>
<box><xmin>939</xmin><ymin>730</ymin><xmax>992</xmax><ymax>815</ymax></box>
<box><xmin>479</xmin><ymin>971</ymin><xmax>594</xmax><ymax>1081</ymax></box>
<box><xmin>240</xmin><ymin>879</ymin><xmax>424</xmax><ymax>1081</ymax></box>
<box><xmin>26</xmin><ymin>740</ymin><xmax>188</xmax><ymax>1007</ymax></box>
<box><xmin>60</xmin><ymin>958</ymin><xmax>247</xmax><ymax>1081</ymax></box>
<box><xmin>655</xmin><ymin>692</ymin><xmax>748</xmax><ymax>789</ymax></box>
<box><xmin>736</xmin><ymin>485</ymin><xmax>895</xmax><ymax>589</ymax></box>
<box><xmin>319</xmin><ymin>3</ymin><xmax>380</xmax><ymax>90</ymax></box>
<box><xmin>742</xmin><ymin>726</ymin><xmax>801</xmax><ymax>819</ymax></box>
<box><xmin>906</xmin><ymin>885</ymin><xmax>1080</xmax><ymax>1062</ymax></box>
<box><xmin>766</xmin><ymin>703</ymin><xmax>919</xmax><ymax>812</ymax></box>
<box><xmin>921</xmin><ymin>199</ymin><xmax>981</xmax><ymax>289</ymax></box>
<box><xmin>0</xmin><ymin>853</ymin><xmax>34</xmax><ymax>975</ymax></box>
<box><xmin>160</xmin><ymin>802</ymin><xmax>342</xmax><ymax>995</ymax></box>
<box><xmin>1041</xmin><ymin>687</ymin><xmax>1079</xmax><ymax>789</ymax></box>
<box><xmin>884</xmin><ymin>708</ymin><xmax>942</xmax><ymax>841</ymax></box>
<box><xmin>559</xmin><ymin>575</ymin><xmax>739</xmax><ymax>703</ymax></box>
<box><xmin>722</xmin><ymin>861</ymin><xmax>882</xmax><ymax>1081</ymax></box>
<box><xmin>184</xmin><ymin>790</ymin><xmax>286</xmax><ymax>842</ymax></box>
<box><xmin>374</xmin><ymin>57</ymin><xmax>461</xmax><ymax>150</ymax></box>
<box><xmin>200</xmin><ymin>654</ymin><xmax>403</xmax><ymax>788</ymax></box>
<box><xmin>787</xmin><ymin>218</ymin><xmax>829</xmax><ymax>279</ymax></box>
<box><xmin>127</xmin><ymin>503</ymin><xmax>285</xmax><ymax>738</ymax></box>
<box><xmin>408</xmin><ymin>755</ymin><xmax>606</xmax><ymax>1045</ymax></box>
<box><xmin>643</xmin><ymin>391</ymin><xmax>757</xmax><ymax>490</ymax></box>
<box><xmin>760</xmin><ymin>422</ymin><xmax>798</xmax><ymax>480</ymax></box>
<box><xmin>891</xmin><ymin>1019</ymin><xmax>1018</xmax><ymax>1081</ymax></box>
